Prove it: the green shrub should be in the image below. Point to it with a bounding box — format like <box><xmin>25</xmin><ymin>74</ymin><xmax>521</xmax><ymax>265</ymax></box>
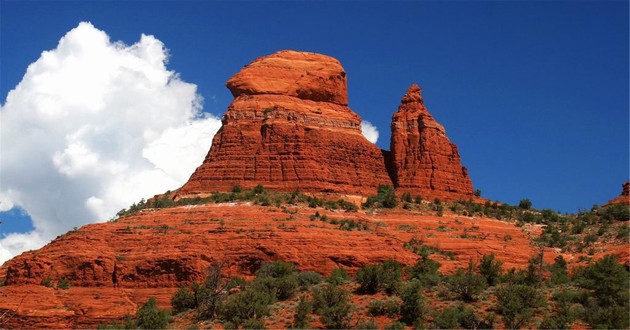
<box><xmin>171</xmin><ymin>286</ymin><xmax>196</xmax><ymax>314</ymax></box>
<box><xmin>337</xmin><ymin>199</ymin><xmax>359</xmax><ymax>212</ymax></box>
<box><xmin>57</xmin><ymin>278</ymin><xmax>71</xmax><ymax>290</ymax></box>
<box><xmin>582</xmin><ymin>298</ymin><xmax>629</xmax><ymax>329</ymax></box>
<box><xmin>312</xmin><ymin>283</ymin><xmax>352</xmax><ymax>329</ymax></box>
<box><xmin>596</xmin><ymin>203</ymin><xmax>630</xmax><ymax>221</ymax></box>
<box><xmin>548</xmin><ymin>255</ymin><xmax>569</xmax><ymax>285</ymax></box>
<box><xmin>539</xmin><ymin>289</ymin><xmax>581</xmax><ymax>330</ymax></box>
<box><xmin>327</xmin><ymin>268</ymin><xmax>350</xmax><ymax>285</ymax></box>
<box><xmin>384</xmin><ymin>321</ymin><xmax>406</xmax><ymax>329</ymax></box>
<box><xmin>41</xmin><ymin>276</ymin><xmax>53</xmax><ymax>287</ymax></box>
<box><xmin>356</xmin><ymin>265</ymin><xmax>381</xmax><ymax>294</ymax></box>
<box><xmin>222</xmin><ymin>321</ymin><xmax>236</xmax><ymax>329</ymax></box>
<box><xmin>196</xmin><ymin>264</ymin><xmax>229</xmax><ymax>319</ymax></box>
<box><xmin>524</xmin><ymin>252</ymin><xmax>545</xmax><ymax>286</ymax></box>
<box><xmin>436</xmin><ymin>204</ymin><xmax>444</xmax><ymax>217</ymax></box>
<box><xmin>253</xmin><ymin>184</ymin><xmax>265</xmax><ymax>194</ymax></box>
<box><xmin>136</xmin><ymin>298</ymin><xmax>170</xmax><ymax>329</ymax></box>
<box><xmin>453</xmin><ymin>305</ymin><xmax>494</xmax><ymax>330</ymax></box>
<box><xmin>615</xmin><ymin>224</ymin><xmax>629</xmax><ymax>239</ymax></box>
<box><xmin>447</xmin><ymin>261</ymin><xmax>487</xmax><ymax>302</ymax></box>
<box><xmin>572</xmin><ymin>254</ymin><xmax>629</xmax><ymax>308</ymax></box>
<box><xmin>354</xmin><ymin>320</ymin><xmax>378</xmax><ymax>329</ymax></box>
<box><xmin>495</xmin><ymin>283</ymin><xmax>544</xmax><ymax>329</ymax></box>
<box><xmin>254</xmin><ymin>261</ymin><xmax>299</xmax><ymax>300</ymax></box>
<box><xmin>231</xmin><ymin>185</ymin><xmax>242</xmax><ymax>193</ymax></box>
<box><xmin>518</xmin><ymin>199</ymin><xmax>532</xmax><ymax>210</ymax></box>
<box><xmin>408</xmin><ymin>251</ymin><xmax>441</xmax><ymax>286</ymax></box>
<box><xmin>292</xmin><ymin>295</ymin><xmax>312</xmax><ymax>329</ymax></box>
<box><xmin>256</xmin><ymin>261</ymin><xmax>296</xmax><ymax>278</ymax></box>
<box><xmin>479</xmin><ymin>253</ymin><xmax>503</xmax><ymax>286</ymax></box>
<box><xmin>225</xmin><ymin>276</ymin><xmax>247</xmax><ymax>291</ymax></box>
<box><xmin>240</xmin><ymin>318</ymin><xmax>265</xmax><ymax>329</ymax></box>
<box><xmin>367</xmin><ymin>298</ymin><xmax>400</xmax><ymax>317</ymax></box>
<box><xmin>363</xmin><ymin>185</ymin><xmax>398</xmax><ymax>209</ymax></box>
<box><xmin>431</xmin><ymin>305</ymin><xmax>461</xmax><ymax>329</ymax></box>
<box><xmin>97</xmin><ymin>315</ymin><xmax>135</xmax><ymax>329</ymax></box>
<box><xmin>152</xmin><ymin>196</ymin><xmax>175</xmax><ymax>208</ymax></box>
<box><xmin>297</xmin><ymin>271</ymin><xmax>323</xmax><ymax>288</ymax></box>
<box><xmin>355</xmin><ymin>259</ymin><xmax>402</xmax><ymax>294</ymax></box>
<box><xmin>399</xmin><ymin>281</ymin><xmax>428</xmax><ymax>325</ymax></box>
<box><xmin>218</xmin><ymin>288</ymin><xmax>274</xmax><ymax>326</ymax></box>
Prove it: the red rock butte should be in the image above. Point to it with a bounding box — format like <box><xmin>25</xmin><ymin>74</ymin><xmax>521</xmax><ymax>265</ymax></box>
<box><xmin>179</xmin><ymin>50</ymin><xmax>474</xmax><ymax>200</ymax></box>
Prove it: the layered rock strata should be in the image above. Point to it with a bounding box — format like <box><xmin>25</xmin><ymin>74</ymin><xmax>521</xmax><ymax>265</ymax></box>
<box><xmin>0</xmin><ymin>203</ymin><xmax>549</xmax><ymax>328</ymax></box>
<box><xmin>390</xmin><ymin>84</ymin><xmax>474</xmax><ymax>200</ymax></box>
<box><xmin>178</xmin><ymin>50</ymin><xmax>392</xmax><ymax>196</ymax></box>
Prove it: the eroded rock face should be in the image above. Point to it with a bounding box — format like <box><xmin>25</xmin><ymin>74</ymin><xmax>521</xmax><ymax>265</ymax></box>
<box><xmin>179</xmin><ymin>50</ymin><xmax>391</xmax><ymax>196</ymax></box>
<box><xmin>226</xmin><ymin>50</ymin><xmax>348</xmax><ymax>105</ymax></box>
<box><xmin>390</xmin><ymin>84</ymin><xmax>474</xmax><ymax>200</ymax></box>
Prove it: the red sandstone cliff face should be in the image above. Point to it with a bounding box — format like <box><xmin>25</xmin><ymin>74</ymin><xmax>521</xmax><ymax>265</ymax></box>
<box><xmin>606</xmin><ymin>181</ymin><xmax>630</xmax><ymax>205</ymax></box>
<box><xmin>178</xmin><ymin>50</ymin><xmax>391</xmax><ymax>196</ymax></box>
<box><xmin>390</xmin><ymin>84</ymin><xmax>474</xmax><ymax>200</ymax></box>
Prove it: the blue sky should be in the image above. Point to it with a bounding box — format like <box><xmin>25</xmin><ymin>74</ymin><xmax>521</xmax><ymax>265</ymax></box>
<box><xmin>0</xmin><ymin>1</ymin><xmax>628</xmax><ymax>242</ymax></box>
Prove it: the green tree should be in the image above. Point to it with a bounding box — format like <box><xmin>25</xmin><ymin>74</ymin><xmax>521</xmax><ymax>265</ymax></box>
<box><xmin>327</xmin><ymin>268</ymin><xmax>350</xmax><ymax>285</ymax></box>
<box><xmin>218</xmin><ymin>288</ymin><xmax>274</xmax><ymax>327</ymax></box>
<box><xmin>571</xmin><ymin>255</ymin><xmax>629</xmax><ymax>329</ymax></box>
<box><xmin>197</xmin><ymin>263</ymin><xmax>229</xmax><ymax>319</ymax></box>
<box><xmin>495</xmin><ymin>283</ymin><xmax>544</xmax><ymax>329</ymax></box>
<box><xmin>518</xmin><ymin>198</ymin><xmax>532</xmax><ymax>210</ymax></box>
<box><xmin>171</xmin><ymin>286</ymin><xmax>196</xmax><ymax>314</ymax></box>
<box><xmin>408</xmin><ymin>249</ymin><xmax>441</xmax><ymax>286</ymax></box>
<box><xmin>355</xmin><ymin>259</ymin><xmax>402</xmax><ymax>294</ymax></box>
<box><xmin>399</xmin><ymin>281</ymin><xmax>428</xmax><ymax>325</ymax></box>
<box><xmin>293</xmin><ymin>295</ymin><xmax>312</xmax><ymax>329</ymax></box>
<box><xmin>378</xmin><ymin>185</ymin><xmax>398</xmax><ymax>208</ymax></box>
<box><xmin>253</xmin><ymin>261</ymin><xmax>299</xmax><ymax>300</ymax></box>
<box><xmin>431</xmin><ymin>305</ymin><xmax>461</xmax><ymax>329</ymax></box>
<box><xmin>572</xmin><ymin>254</ymin><xmax>629</xmax><ymax>307</ymax></box>
<box><xmin>136</xmin><ymin>298</ymin><xmax>170</xmax><ymax>329</ymax></box>
<box><xmin>539</xmin><ymin>289</ymin><xmax>580</xmax><ymax>330</ymax></box>
<box><xmin>312</xmin><ymin>283</ymin><xmax>352</xmax><ymax>329</ymax></box>
<box><xmin>253</xmin><ymin>184</ymin><xmax>265</xmax><ymax>194</ymax></box>
<box><xmin>548</xmin><ymin>255</ymin><xmax>569</xmax><ymax>285</ymax></box>
<box><xmin>448</xmin><ymin>260</ymin><xmax>487</xmax><ymax>302</ymax></box>
<box><xmin>479</xmin><ymin>253</ymin><xmax>503</xmax><ymax>286</ymax></box>
<box><xmin>363</xmin><ymin>185</ymin><xmax>398</xmax><ymax>209</ymax></box>
<box><xmin>57</xmin><ymin>278</ymin><xmax>71</xmax><ymax>290</ymax></box>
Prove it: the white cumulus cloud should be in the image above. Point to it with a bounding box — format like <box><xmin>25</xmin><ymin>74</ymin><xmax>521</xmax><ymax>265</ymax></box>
<box><xmin>0</xmin><ymin>22</ymin><xmax>221</xmax><ymax>264</ymax></box>
<box><xmin>361</xmin><ymin>120</ymin><xmax>379</xmax><ymax>144</ymax></box>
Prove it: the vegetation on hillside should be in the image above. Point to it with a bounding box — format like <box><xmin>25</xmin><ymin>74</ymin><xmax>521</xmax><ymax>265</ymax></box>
<box><xmin>94</xmin><ymin>250</ymin><xmax>629</xmax><ymax>329</ymax></box>
<box><xmin>98</xmin><ymin>185</ymin><xmax>630</xmax><ymax>328</ymax></box>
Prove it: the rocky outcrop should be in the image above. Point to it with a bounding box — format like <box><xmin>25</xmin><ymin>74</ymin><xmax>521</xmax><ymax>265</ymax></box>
<box><xmin>0</xmin><ymin>203</ymin><xmax>546</xmax><ymax>327</ymax></box>
<box><xmin>606</xmin><ymin>181</ymin><xmax>630</xmax><ymax>205</ymax></box>
<box><xmin>178</xmin><ymin>50</ymin><xmax>391</xmax><ymax>196</ymax></box>
<box><xmin>390</xmin><ymin>84</ymin><xmax>474</xmax><ymax>200</ymax></box>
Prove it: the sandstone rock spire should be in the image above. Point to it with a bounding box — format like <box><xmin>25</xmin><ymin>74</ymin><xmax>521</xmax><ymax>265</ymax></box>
<box><xmin>389</xmin><ymin>84</ymin><xmax>474</xmax><ymax>200</ymax></box>
<box><xmin>178</xmin><ymin>50</ymin><xmax>391</xmax><ymax>196</ymax></box>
